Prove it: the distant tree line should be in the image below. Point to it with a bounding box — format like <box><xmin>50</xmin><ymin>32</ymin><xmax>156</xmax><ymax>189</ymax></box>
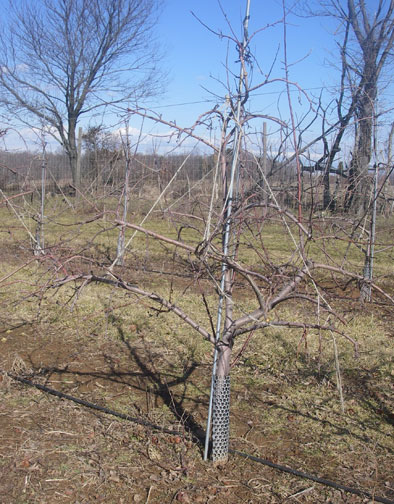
<box><xmin>1</xmin><ymin>144</ymin><xmax>393</xmax><ymax>216</ymax></box>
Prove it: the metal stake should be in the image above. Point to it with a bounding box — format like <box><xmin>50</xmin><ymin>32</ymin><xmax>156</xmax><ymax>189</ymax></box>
<box><xmin>204</xmin><ymin>0</ymin><xmax>251</xmax><ymax>461</ymax></box>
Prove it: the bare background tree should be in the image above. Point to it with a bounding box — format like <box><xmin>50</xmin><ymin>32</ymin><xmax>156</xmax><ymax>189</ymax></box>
<box><xmin>304</xmin><ymin>0</ymin><xmax>394</xmax><ymax>213</ymax></box>
<box><xmin>0</xmin><ymin>0</ymin><xmax>162</xmax><ymax>190</ymax></box>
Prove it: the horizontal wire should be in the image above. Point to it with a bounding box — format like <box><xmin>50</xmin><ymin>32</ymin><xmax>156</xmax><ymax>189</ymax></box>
<box><xmin>229</xmin><ymin>449</ymin><xmax>394</xmax><ymax>504</ymax></box>
<box><xmin>3</xmin><ymin>370</ymin><xmax>393</xmax><ymax>504</ymax></box>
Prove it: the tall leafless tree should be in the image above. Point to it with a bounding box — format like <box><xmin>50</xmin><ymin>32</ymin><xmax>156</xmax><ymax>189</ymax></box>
<box><xmin>0</xmin><ymin>0</ymin><xmax>162</xmax><ymax>189</ymax></box>
<box><xmin>317</xmin><ymin>0</ymin><xmax>394</xmax><ymax>213</ymax></box>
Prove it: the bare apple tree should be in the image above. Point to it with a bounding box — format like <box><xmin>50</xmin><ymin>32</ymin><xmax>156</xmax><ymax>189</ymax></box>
<box><xmin>0</xmin><ymin>0</ymin><xmax>162</xmax><ymax>190</ymax></box>
<box><xmin>47</xmin><ymin>1</ymin><xmax>370</xmax><ymax>465</ymax></box>
<box><xmin>4</xmin><ymin>0</ymin><xmax>393</xmax><ymax>467</ymax></box>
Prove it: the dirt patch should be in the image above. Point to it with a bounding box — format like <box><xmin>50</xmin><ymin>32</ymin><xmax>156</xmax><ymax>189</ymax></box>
<box><xmin>1</xmin><ymin>324</ymin><xmax>393</xmax><ymax>503</ymax></box>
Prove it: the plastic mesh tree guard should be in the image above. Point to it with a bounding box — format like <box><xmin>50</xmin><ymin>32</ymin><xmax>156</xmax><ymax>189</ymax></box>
<box><xmin>212</xmin><ymin>375</ymin><xmax>230</xmax><ymax>462</ymax></box>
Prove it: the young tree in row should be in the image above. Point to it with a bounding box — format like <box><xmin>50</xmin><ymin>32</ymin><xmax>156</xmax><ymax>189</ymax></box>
<box><xmin>49</xmin><ymin>1</ymin><xmax>387</xmax><ymax>465</ymax></box>
<box><xmin>0</xmin><ymin>0</ymin><xmax>162</xmax><ymax>190</ymax></box>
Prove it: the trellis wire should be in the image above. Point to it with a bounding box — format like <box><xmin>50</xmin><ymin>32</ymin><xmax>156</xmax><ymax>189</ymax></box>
<box><xmin>3</xmin><ymin>370</ymin><xmax>393</xmax><ymax>504</ymax></box>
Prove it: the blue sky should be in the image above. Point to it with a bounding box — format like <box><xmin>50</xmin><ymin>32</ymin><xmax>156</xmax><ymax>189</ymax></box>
<box><xmin>150</xmin><ymin>2</ymin><xmax>337</xmax><ymax>120</ymax></box>
<box><xmin>3</xmin><ymin>0</ymin><xmax>393</xmax><ymax>155</ymax></box>
<box><xmin>131</xmin><ymin>0</ymin><xmax>347</xmax><ymax>153</ymax></box>
<box><xmin>136</xmin><ymin>0</ymin><xmax>394</xmax><ymax>159</ymax></box>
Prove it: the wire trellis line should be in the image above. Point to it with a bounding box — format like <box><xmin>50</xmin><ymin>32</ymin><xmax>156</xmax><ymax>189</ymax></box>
<box><xmin>3</xmin><ymin>369</ymin><xmax>393</xmax><ymax>504</ymax></box>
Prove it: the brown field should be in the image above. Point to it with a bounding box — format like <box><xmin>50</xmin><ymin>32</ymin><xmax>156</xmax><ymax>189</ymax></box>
<box><xmin>0</xmin><ymin>195</ymin><xmax>393</xmax><ymax>504</ymax></box>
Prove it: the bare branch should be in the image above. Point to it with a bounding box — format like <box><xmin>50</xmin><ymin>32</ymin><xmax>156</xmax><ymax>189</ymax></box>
<box><xmin>54</xmin><ymin>273</ymin><xmax>215</xmax><ymax>344</ymax></box>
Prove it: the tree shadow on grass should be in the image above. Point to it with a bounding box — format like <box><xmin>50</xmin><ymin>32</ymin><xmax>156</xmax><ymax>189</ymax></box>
<box><xmin>117</xmin><ymin>327</ymin><xmax>207</xmax><ymax>447</ymax></box>
<box><xmin>240</xmin><ymin>333</ymin><xmax>394</xmax><ymax>455</ymax></box>
<box><xmin>273</xmin><ymin>331</ymin><xmax>394</xmax><ymax>428</ymax></box>
<box><xmin>23</xmin><ymin>326</ymin><xmax>208</xmax><ymax>450</ymax></box>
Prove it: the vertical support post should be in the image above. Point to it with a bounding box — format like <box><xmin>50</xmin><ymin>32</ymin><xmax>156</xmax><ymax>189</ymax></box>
<box><xmin>361</xmin><ymin>162</ymin><xmax>377</xmax><ymax>302</ymax></box>
<box><xmin>35</xmin><ymin>132</ymin><xmax>47</xmax><ymax>255</ymax></box>
<box><xmin>262</xmin><ymin>121</ymin><xmax>268</xmax><ymax>212</ymax></box>
<box><xmin>76</xmin><ymin>126</ymin><xmax>82</xmax><ymax>199</ymax></box>
<box><xmin>115</xmin><ymin>120</ymin><xmax>132</xmax><ymax>266</ymax></box>
<box><xmin>361</xmin><ymin>104</ymin><xmax>378</xmax><ymax>302</ymax></box>
<box><xmin>40</xmin><ymin>155</ymin><xmax>46</xmax><ymax>249</ymax></box>
<box><xmin>204</xmin><ymin>0</ymin><xmax>251</xmax><ymax>463</ymax></box>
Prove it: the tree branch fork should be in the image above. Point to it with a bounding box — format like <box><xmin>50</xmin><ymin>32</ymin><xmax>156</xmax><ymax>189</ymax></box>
<box><xmin>49</xmin><ymin>215</ymin><xmax>373</xmax><ymax>358</ymax></box>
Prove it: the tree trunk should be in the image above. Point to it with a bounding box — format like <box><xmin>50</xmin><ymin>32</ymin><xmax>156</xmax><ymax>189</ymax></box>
<box><xmin>345</xmin><ymin>80</ymin><xmax>376</xmax><ymax>214</ymax></box>
<box><xmin>67</xmin><ymin>118</ymin><xmax>79</xmax><ymax>188</ymax></box>
<box><xmin>323</xmin><ymin>167</ymin><xmax>331</xmax><ymax>210</ymax></box>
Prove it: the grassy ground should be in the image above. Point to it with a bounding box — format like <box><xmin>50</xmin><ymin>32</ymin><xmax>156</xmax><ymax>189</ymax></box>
<box><xmin>0</xmin><ymin>195</ymin><xmax>393</xmax><ymax>503</ymax></box>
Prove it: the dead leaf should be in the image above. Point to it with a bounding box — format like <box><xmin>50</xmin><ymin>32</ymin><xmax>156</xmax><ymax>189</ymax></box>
<box><xmin>20</xmin><ymin>458</ymin><xmax>30</xmax><ymax>468</ymax></box>
<box><xmin>176</xmin><ymin>491</ymin><xmax>190</xmax><ymax>503</ymax></box>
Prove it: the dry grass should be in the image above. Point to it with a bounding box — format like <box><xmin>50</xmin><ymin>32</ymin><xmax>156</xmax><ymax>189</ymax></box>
<box><xmin>0</xmin><ymin>196</ymin><xmax>393</xmax><ymax>503</ymax></box>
